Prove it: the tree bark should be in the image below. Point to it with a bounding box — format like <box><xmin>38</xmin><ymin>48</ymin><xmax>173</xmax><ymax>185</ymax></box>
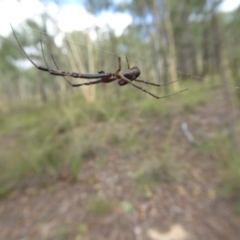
<box><xmin>212</xmin><ymin>3</ymin><xmax>238</xmax><ymax>149</ymax></box>
<box><xmin>164</xmin><ymin>0</ymin><xmax>179</xmax><ymax>91</ymax></box>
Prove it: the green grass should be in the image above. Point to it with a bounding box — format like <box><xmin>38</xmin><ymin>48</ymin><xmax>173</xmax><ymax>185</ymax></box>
<box><xmin>0</xmin><ymin>79</ymin><xmax>238</xmax><ymax>200</ymax></box>
<box><xmin>49</xmin><ymin>224</ymin><xmax>88</xmax><ymax>240</ymax></box>
<box><xmin>85</xmin><ymin>199</ymin><xmax>114</xmax><ymax>216</ymax></box>
<box><xmin>132</xmin><ymin>122</ymin><xmax>184</xmax><ymax>197</ymax></box>
<box><xmin>218</xmin><ymin>141</ymin><xmax>240</xmax><ymax>200</ymax></box>
<box><xmin>133</xmin><ymin>157</ymin><xmax>183</xmax><ymax>198</ymax></box>
<box><xmin>177</xmin><ymin>79</ymin><xmax>213</xmax><ymax>112</ymax></box>
<box><xmin>197</xmin><ymin>131</ymin><xmax>240</xmax><ymax>201</ymax></box>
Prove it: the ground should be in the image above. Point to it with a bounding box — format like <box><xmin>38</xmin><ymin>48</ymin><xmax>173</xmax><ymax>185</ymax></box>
<box><xmin>0</xmin><ymin>90</ymin><xmax>240</xmax><ymax>240</ymax></box>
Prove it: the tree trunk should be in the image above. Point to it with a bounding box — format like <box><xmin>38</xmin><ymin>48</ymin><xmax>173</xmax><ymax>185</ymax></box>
<box><xmin>201</xmin><ymin>25</ymin><xmax>210</xmax><ymax>77</ymax></box>
<box><xmin>152</xmin><ymin>1</ymin><xmax>169</xmax><ymax>95</ymax></box>
<box><xmin>164</xmin><ymin>0</ymin><xmax>179</xmax><ymax>91</ymax></box>
<box><xmin>212</xmin><ymin>3</ymin><xmax>238</xmax><ymax>149</ymax></box>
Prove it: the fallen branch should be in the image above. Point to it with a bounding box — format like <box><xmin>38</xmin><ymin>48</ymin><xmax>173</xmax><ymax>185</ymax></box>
<box><xmin>181</xmin><ymin>122</ymin><xmax>198</xmax><ymax>146</ymax></box>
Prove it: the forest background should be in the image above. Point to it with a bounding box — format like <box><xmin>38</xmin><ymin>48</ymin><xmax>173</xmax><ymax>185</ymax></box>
<box><xmin>0</xmin><ymin>0</ymin><xmax>240</xmax><ymax>239</ymax></box>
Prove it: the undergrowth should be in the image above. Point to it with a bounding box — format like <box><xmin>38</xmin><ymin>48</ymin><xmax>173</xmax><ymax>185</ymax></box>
<box><xmin>198</xmin><ymin>132</ymin><xmax>240</xmax><ymax>201</ymax></box>
<box><xmin>0</xmin><ymin>79</ymin><xmax>238</xmax><ymax>201</ymax></box>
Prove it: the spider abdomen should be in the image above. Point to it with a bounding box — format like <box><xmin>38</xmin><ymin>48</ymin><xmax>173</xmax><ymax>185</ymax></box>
<box><xmin>118</xmin><ymin>66</ymin><xmax>141</xmax><ymax>86</ymax></box>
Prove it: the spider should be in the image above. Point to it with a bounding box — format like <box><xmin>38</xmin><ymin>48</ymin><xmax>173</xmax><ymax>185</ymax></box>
<box><xmin>11</xmin><ymin>25</ymin><xmax>188</xmax><ymax>99</ymax></box>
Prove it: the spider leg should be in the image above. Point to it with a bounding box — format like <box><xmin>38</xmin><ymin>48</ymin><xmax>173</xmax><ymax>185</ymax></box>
<box><xmin>157</xmin><ymin>88</ymin><xmax>189</xmax><ymax>99</ymax></box>
<box><xmin>50</xmin><ymin>53</ymin><xmax>74</xmax><ymax>86</ymax></box>
<box><xmin>118</xmin><ymin>75</ymin><xmax>160</xmax><ymax>99</ymax></box>
<box><xmin>126</xmin><ymin>57</ymin><xmax>131</xmax><ymax>69</ymax></box>
<box><xmin>69</xmin><ymin>79</ymin><xmax>102</xmax><ymax>87</ymax></box>
<box><xmin>51</xmin><ymin>53</ymin><xmax>108</xmax><ymax>86</ymax></box>
<box><xmin>11</xmin><ymin>24</ymin><xmax>49</xmax><ymax>72</ymax></box>
<box><xmin>133</xmin><ymin>74</ymin><xmax>191</xmax><ymax>86</ymax></box>
<box><xmin>125</xmin><ymin>57</ymin><xmax>165</xmax><ymax>86</ymax></box>
<box><xmin>111</xmin><ymin>56</ymin><xmax>135</xmax><ymax>86</ymax></box>
<box><xmin>11</xmin><ymin>25</ymin><xmax>111</xmax><ymax>79</ymax></box>
<box><xmin>115</xmin><ymin>57</ymin><xmax>159</xmax><ymax>98</ymax></box>
<box><xmin>40</xmin><ymin>32</ymin><xmax>52</xmax><ymax>73</ymax></box>
<box><xmin>126</xmin><ymin>56</ymin><xmax>190</xmax><ymax>87</ymax></box>
<box><xmin>51</xmin><ymin>54</ymin><xmax>117</xmax><ymax>87</ymax></box>
<box><xmin>117</xmin><ymin>62</ymin><xmax>188</xmax><ymax>99</ymax></box>
<box><xmin>69</xmin><ymin>77</ymin><xmax>119</xmax><ymax>87</ymax></box>
<box><xmin>115</xmin><ymin>56</ymin><xmax>122</xmax><ymax>74</ymax></box>
<box><xmin>120</xmin><ymin>74</ymin><xmax>188</xmax><ymax>99</ymax></box>
<box><xmin>133</xmin><ymin>79</ymin><xmax>180</xmax><ymax>86</ymax></box>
